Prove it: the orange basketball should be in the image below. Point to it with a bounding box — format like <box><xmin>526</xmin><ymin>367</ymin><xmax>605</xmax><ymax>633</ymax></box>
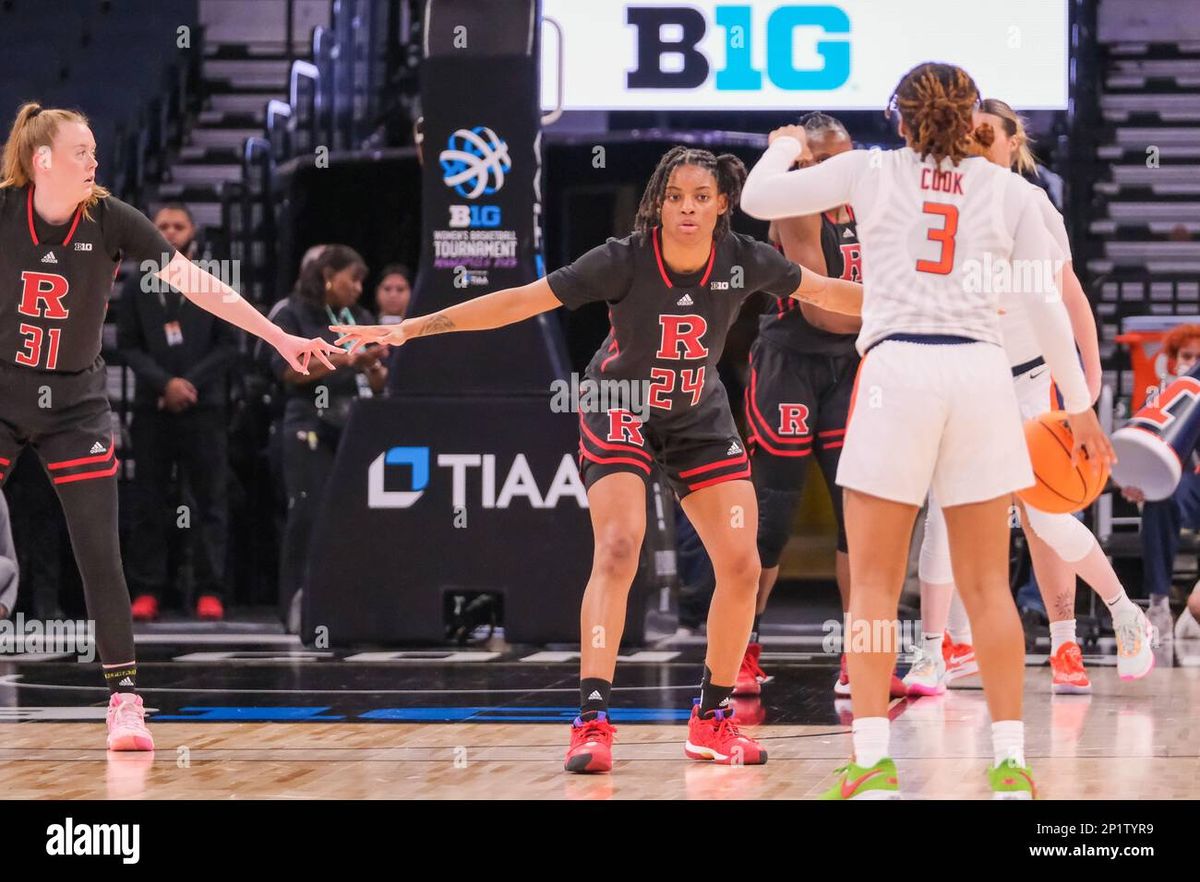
<box><xmin>1017</xmin><ymin>411</ymin><xmax>1110</xmax><ymax>514</ymax></box>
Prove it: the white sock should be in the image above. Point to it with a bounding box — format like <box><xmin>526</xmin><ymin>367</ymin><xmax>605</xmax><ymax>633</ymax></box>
<box><xmin>1106</xmin><ymin>592</ymin><xmax>1140</xmax><ymax>619</ymax></box>
<box><xmin>852</xmin><ymin>716</ymin><xmax>889</xmax><ymax>768</ymax></box>
<box><xmin>921</xmin><ymin>632</ymin><xmax>942</xmax><ymax>657</ymax></box>
<box><xmin>1149</xmin><ymin>594</ymin><xmax>1170</xmax><ymax>611</ymax></box>
<box><xmin>1049</xmin><ymin>619</ymin><xmax>1077</xmax><ymax>654</ymax></box>
<box><xmin>992</xmin><ymin>720</ymin><xmax>1025</xmax><ymax>767</ymax></box>
<box><xmin>947</xmin><ymin>592</ymin><xmax>972</xmax><ymax>644</ymax></box>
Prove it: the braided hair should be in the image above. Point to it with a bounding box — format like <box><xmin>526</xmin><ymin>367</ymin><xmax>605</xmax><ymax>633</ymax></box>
<box><xmin>633</xmin><ymin>146</ymin><xmax>746</xmax><ymax>240</ymax></box>
<box><xmin>887</xmin><ymin>62</ymin><xmax>993</xmax><ymax>165</ymax></box>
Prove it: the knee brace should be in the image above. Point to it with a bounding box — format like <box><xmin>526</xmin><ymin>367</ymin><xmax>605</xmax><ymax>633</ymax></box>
<box><xmin>1021</xmin><ymin>505</ymin><xmax>1096</xmax><ymax>564</ymax></box>
<box><xmin>756</xmin><ymin>487</ymin><xmax>803</xmax><ymax>569</ymax></box>
<box><xmin>918</xmin><ymin>499</ymin><xmax>955</xmax><ymax>585</ymax></box>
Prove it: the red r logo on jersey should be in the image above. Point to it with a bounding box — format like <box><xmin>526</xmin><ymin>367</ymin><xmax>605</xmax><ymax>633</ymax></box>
<box><xmin>778</xmin><ymin>403</ymin><xmax>810</xmax><ymax>435</ymax></box>
<box><xmin>839</xmin><ymin>244</ymin><xmax>862</xmax><ymax>282</ymax></box>
<box><xmin>17</xmin><ymin>271</ymin><xmax>70</xmax><ymax>319</ymax></box>
<box><xmin>655</xmin><ymin>314</ymin><xmax>709</xmax><ymax>360</ymax></box>
<box><xmin>607</xmin><ymin>410</ymin><xmax>645</xmax><ymax>445</ymax></box>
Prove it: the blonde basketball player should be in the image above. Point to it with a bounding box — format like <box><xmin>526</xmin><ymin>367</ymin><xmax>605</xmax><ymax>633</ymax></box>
<box><xmin>742</xmin><ymin>63</ymin><xmax>1113</xmax><ymax>799</ymax></box>
<box><xmin>908</xmin><ymin>99</ymin><xmax>1155</xmax><ymax>699</ymax></box>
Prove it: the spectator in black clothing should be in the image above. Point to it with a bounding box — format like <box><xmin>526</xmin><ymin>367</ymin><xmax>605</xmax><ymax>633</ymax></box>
<box><xmin>272</xmin><ymin>245</ymin><xmax>388</xmax><ymax>630</ymax></box>
<box><xmin>117</xmin><ymin>203</ymin><xmax>238</xmax><ymax>621</ymax></box>
<box><xmin>375</xmin><ymin>263</ymin><xmax>412</xmax><ymax>323</ymax></box>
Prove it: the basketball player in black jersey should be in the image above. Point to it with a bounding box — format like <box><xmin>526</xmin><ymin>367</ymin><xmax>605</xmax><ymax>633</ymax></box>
<box><xmin>739</xmin><ymin>113</ymin><xmax>906</xmax><ymax>700</ymax></box>
<box><xmin>335</xmin><ymin>146</ymin><xmax>862</xmax><ymax>773</ymax></box>
<box><xmin>0</xmin><ymin>103</ymin><xmax>339</xmax><ymax>750</ymax></box>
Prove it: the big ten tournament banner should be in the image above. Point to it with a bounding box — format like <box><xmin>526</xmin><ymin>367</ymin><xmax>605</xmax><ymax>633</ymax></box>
<box><xmin>540</xmin><ymin>0</ymin><xmax>1069</xmax><ymax>111</ymax></box>
<box><xmin>390</xmin><ymin>53</ymin><xmax>567</xmax><ymax>394</ymax></box>
<box><xmin>302</xmin><ymin>398</ymin><xmax>655</xmax><ymax>646</ymax></box>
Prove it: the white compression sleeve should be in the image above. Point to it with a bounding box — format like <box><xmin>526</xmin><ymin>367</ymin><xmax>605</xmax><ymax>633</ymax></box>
<box><xmin>741</xmin><ymin>138</ymin><xmax>860</xmax><ymax>220</ymax></box>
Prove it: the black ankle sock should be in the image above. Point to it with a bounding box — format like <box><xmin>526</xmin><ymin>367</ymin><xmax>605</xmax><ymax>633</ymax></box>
<box><xmin>579</xmin><ymin>678</ymin><xmax>612</xmax><ymax>720</ymax></box>
<box><xmin>698</xmin><ymin>666</ymin><xmax>733</xmax><ymax>717</ymax></box>
<box><xmin>103</xmin><ymin>665</ymin><xmax>138</xmax><ymax>695</ymax></box>
<box><xmin>749</xmin><ymin>614</ymin><xmax>762</xmax><ymax>644</ymax></box>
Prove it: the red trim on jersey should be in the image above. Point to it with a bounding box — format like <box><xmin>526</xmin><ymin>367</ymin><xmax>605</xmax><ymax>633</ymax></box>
<box><xmin>579</xmin><ymin>445</ymin><xmax>652</xmax><ymax>475</ymax></box>
<box><xmin>818</xmin><ymin>428</ymin><xmax>846</xmax><ymax>438</ymax></box>
<box><xmin>579</xmin><ymin>414</ymin><xmax>652</xmax><ymax>461</ymax></box>
<box><xmin>678</xmin><ymin>450</ymin><xmax>748</xmax><ymax>479</ymax></box>
<box><xmin>600</xmin><ymin>338</ymin><xmax>619</xmax><ymax>373</ymax></box>
<box><xmin>46</xmin><ymin>438</ymin><xmax>115</xmax><ymax>470</ymax></box>
<box><xmin>651</xmin><ymin>226</ymin><xmax>715</xmax><ymax>289</ymax></box>
<box><xmin>846</xmin><ymin>205</ymin><xmax>856</xmax><ymax>222</ymax></box>
<box><xmin>0</xmin><ymin>456</ymin><xmax>9</xmax><ymax>466</ymax></box>
<box><xmin>27</xmin><ymin>186</ymin><xmax>84</xmax><ymax>246</ymax></box>
<box><xmin>52</xmin><ymin>459</ymin><xmax>120</xmax><ymax>484</ymax></box>
<box><xmin>687</xmin><ymin>466</ymin><xmax>752</xmax><ymax>491</ymax></box>
<box><xmin>821</xmin><ymin>441</ymin><xmax>844</xmax><ymax>450</ymax></box>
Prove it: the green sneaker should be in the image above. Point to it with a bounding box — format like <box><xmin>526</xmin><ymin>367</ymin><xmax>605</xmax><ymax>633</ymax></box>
<box><xmin>819</xmin><ymin>757</ymin><xmax>901</xmax><ymax>800</ymax></box>
<box><xmin>988</xmin><ymin>758</ymin><xmax>1037</xmax><ymax>799</ymax></box>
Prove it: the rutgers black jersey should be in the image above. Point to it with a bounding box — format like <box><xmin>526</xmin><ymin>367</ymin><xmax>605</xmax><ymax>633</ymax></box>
<box><xmin>0</xmin><ymin>185</ymin><xmax>173</xmax><ymax>373</ymax></box>
<box><xmin>548</xmin><ymin>227</ymin><xmax>802</xmax><ymax>416</ymax></box>
<box><xmin>757</xmin><ymin>207</ymin><xmax>860</xmax><ymax>357</ymax></box>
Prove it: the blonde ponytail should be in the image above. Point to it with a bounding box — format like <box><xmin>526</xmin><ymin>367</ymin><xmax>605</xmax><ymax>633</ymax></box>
<box><xmin>979</xmin><ymin>98</ymin><xmax>1038</xmax><ymax>176</ymax></box>
<box><xmin>1</xmin><ymin>101</ymin><xmax>109</xmax><ymax>217</ymax></box>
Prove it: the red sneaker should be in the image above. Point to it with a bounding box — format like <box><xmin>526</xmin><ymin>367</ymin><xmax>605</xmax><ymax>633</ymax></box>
<box><xmin>734</xmin><ymin>642</ymin><xmax>769</xmax><ymax>696</ymax></box>
<box><xmin>943</xmin><ymin>632</ymin><xmax>979</xmax><ymax>682</ymax></box>
<box><xmin>564</xmin><ymin>713</ymin><xmax>617</xmax><ymax>774</ymax></box>
<box><xmin>834</xmin><ymin>653</ymin><xmax>850</xmax><ymax>696</ymax></box>
<box><xmin>685</xmin><ymin>703</ymin><xmax>767</xmax><ymax>765</ymax></box>
<box><xmin>130</xmin><ymin>595</ymin><xmax>158</xmax><ymax>622</ymax></box>
<box><xmin>196</xmin><ymin>595</ymin><xmax>225</xmax><ymax>620</ymax></box>
<box><xmin>1050</xmin><ymin>641</ymin><xmax>1092</xmax><ymax>694</ymax></box>
<box><xmin>835</xmin><ymin>654</ymin><xmax>906</xmax><ymax>698</ymax></box>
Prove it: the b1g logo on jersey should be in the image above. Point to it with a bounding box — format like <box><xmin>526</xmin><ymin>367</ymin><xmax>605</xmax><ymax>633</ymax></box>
<box><xmin>626</xmin><ymin>4</ymin><xmax>851</xmax><ymax>92</ymax></box>
<box><xmin>17</xmin><ymin>271</ymin><xmax>70</xmax><ymax>319</ymax></box>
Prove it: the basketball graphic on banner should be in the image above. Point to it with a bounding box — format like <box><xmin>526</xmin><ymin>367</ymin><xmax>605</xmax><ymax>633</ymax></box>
<box><xmin>439</xmin><ymin>126</ymin><xmax>512</xmax><ymax>198</ymax></box>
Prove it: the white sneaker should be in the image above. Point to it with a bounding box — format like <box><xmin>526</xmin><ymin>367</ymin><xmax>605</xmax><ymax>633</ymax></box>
<box><xmin>106</xmin><ymin>693</ymin><xmax>155</xmax><ymax>751</ymax></box>
<box><xmin>1113</xmin><ymin>607</ymin><xmax>1155</xmax><ymax>681</ymax></box>
<box><xmin>902</xmin><ymin>645</ymin><xmax>947</xmax><ymax>696</ymax></box>
<box><xmin>1175</xmin><ymin>607</ymin><xmax>1200</xmax><ymax>641</ymax></box>
<box><xmin>1147</xmin><ymin>598</ymin><xmax>1173</xmax><ymax>645</ymax></box>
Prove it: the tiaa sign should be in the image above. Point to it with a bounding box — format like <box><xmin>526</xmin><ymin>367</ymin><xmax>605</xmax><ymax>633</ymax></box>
<box><xmin>626</xmin><ymin>4</ymin><xmax>850</xmax><ymax>92</ymax></box>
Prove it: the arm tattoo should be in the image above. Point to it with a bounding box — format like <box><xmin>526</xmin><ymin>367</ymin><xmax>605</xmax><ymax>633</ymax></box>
<box><xmin>419</xmin><ymin>313</ymin><xmax>456</xmax><ymax>336</ymax></box>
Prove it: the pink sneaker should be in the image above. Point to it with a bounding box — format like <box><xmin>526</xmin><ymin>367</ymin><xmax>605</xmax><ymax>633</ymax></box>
<box><xmin>106</xmin><ymin>693</ymin><xmax>154</xmax><ymax>752</ymax></box>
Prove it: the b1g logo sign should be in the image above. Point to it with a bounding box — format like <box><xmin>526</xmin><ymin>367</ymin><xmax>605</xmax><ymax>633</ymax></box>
<box><xmin>368</xmin><ymin>446</ymin><xmax>587</xmax><ymax>510</ymax></box>
<box><xmin>627</xmin><ymin>4</ymin><xmax>851</xmax><ymax>92</ymax></box>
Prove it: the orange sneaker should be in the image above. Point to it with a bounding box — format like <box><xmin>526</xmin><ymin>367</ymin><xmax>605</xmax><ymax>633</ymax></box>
<box><xmin>943</xmin><ymin>632</ymin><xmax>979</xmax><ymax>682</ymax></box>
<box><xmin>734</xmin><ymin>642</ymin><xmax>770</xmax><ymax>696</ymax></box>
<box><xmin>685</xmin><ymin>703</ymin><xmax>767</xmax><ymax>765</ymax></box>
<box><xmin>130</xmin><ymin>595</ymin><xmax>158</xmax><ymax>622</ymax></box>
<box><xmin>564</xmin><ymin>713</ymin><xmax>617</xmax><ymax>774</ymax></box>
<box><xmin>1049</xmin><ymin>641</ymin><xmax>1092</xmax><ymax>694</ymax></box>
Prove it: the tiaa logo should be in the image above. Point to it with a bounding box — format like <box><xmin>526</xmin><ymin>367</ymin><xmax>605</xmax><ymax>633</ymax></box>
<box><xmin>440</xmin><ymin>126</ymin><xmax>512</xmax><ymax>199</ymax></box>
<box><xmin>626</xmin><ymin>4</ymin><xmax>851</xmax><ymax>92</ymax></box>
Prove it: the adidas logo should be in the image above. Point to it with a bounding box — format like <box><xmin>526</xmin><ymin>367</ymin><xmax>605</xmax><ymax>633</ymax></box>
<box><xmin>842</xmin><ymin>228</ymin><xmax>854</xmax><ymax>238</ymax></box>
<box><xmin>727</xmin><ymin>441</ymin><xmax>742</xmax><ymax>455</ymax></box>
<box><xmin>676</xmin><ymin>293</ymin><xmax>694</xmax><ymax>306</ymax></box>
<box><xmin>118</xmin><ymin>677</ymin><xmax>134</xmax><ymax>687</ymax></box>
<box><xmin>587</xmin><ymin>690</ymin><xmax>603</xmax><ymax>701</ymax></box>
<box><xmin>41</xmin><ymin>251</ymin><xmax>58</xmax><ymax>263</ymax></box>
<box><xmin>89</xmin><ymin>442</ymin><xmax>106</xmax><ymax>455</ymax></box>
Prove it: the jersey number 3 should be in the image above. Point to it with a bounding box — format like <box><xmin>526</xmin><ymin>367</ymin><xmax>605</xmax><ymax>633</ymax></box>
<box><xmin>916</xmin><ymin>202</ymin><xmax>958</xmax><ymax>275</ymax></box>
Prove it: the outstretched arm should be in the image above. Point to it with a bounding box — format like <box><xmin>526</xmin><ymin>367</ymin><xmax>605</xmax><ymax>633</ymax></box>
<box><xmin>788</xmin><ymin>266</ymin><xmax>863</xmax><ymax>318</ymax></box>
<box><xmin>774</xmin><ymin>213</ymin><xmax>862</xmax><ymax>334</ymax></box>
<box><xmin>333</xmin><ymin>277</ymin><xmax>564</xmax><ymax>352</ymax></box>
<box><xmin>155</xmin><ymin>252</ymin><xmax>339</xmax><ymax>374</ymax></box>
